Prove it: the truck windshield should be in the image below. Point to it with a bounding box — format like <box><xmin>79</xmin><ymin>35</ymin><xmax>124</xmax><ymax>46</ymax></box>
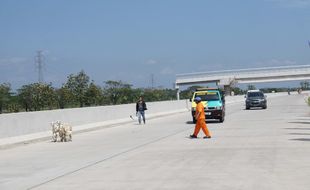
<box><xmin>195</xmin><ymin>93</ymin><xmax>219</xmax><ymax>101</ymax></box>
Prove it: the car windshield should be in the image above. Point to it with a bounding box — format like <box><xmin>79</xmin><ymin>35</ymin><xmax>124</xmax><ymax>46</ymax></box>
<box><xmin>247</xmin><ymin>92</ymin><xmax>264</xmax><ymax>98</ymax></box>
<box><xmin>195</xmin><ymin>93</ymin><xmax>219</xmax><ymax>101</ymax></box>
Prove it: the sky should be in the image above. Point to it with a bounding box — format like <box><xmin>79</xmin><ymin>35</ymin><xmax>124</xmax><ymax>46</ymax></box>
<box><xmin>0</xmin><ymin>0</ymin><xmax>310</xmax><ymax>90</ymax></box>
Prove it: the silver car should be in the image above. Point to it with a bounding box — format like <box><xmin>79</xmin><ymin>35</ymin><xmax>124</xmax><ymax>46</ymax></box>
<box><xmin>245</xmin><ymin>90</ymin><xmax>267</xmax><ymax>109</ymax></box>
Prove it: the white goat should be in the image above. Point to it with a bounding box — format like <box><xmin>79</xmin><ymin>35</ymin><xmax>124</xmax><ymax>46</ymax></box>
<box><xmin>51</xmin><ymin>121</ymin><xmax>61</xmax><ymax>142</ymax></box>
<box><xmin>60</xmin><ymin>122</ymin><xmax>72</xmax><ymax>142</ymax></box>
<box><xmin>51</xmin><ymin>121</ymin><xmax>72</xmax><ymax>142</ymax></box>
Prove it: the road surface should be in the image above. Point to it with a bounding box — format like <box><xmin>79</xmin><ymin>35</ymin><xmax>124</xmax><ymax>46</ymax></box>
<box><xmin>1</xmin><ymin>93</ymin><xmax>310</xmax><ymax>190</ymax></box>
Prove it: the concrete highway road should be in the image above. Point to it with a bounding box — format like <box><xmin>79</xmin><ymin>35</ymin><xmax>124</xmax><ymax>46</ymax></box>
<box><xmin>1</xmin><ymin>93</ymin><xmax>310</xmax><ymax>190</ymax></box>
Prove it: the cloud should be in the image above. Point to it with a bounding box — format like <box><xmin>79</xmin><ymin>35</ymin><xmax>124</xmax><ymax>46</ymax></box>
<box><xmin>160</xmin><ymin>67</ymin><xmax>174</xmax><ymax>75</ymax></box>
<box><xmin>0</xmin><ymin>57</ymin><xmax>28</xmax><ymax>66</ymax></box>
<box><xmin>0</xmin><ymin>57</ymin><xmax>32</xmax><ymax>78</ymax></box>
<box><xmin>144</xmin><ymin>59</ymin><xmax>159</xmax><ymax>65</ymax></box>
<box><xmin>253</xmin><ymin>59</ymin><xmax>297</xmax><ymax>67</ymax></box>
<box><xmin>267</xmin><ymin>0</ymin><xmax>310</xmax><ymax>8</ymax></box>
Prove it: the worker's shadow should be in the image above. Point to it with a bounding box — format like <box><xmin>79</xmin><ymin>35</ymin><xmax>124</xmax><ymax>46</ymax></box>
<box><xmin>186</xmin><ymin>120</ymin><xmax>221</xmax><ymax>125</ymax></box>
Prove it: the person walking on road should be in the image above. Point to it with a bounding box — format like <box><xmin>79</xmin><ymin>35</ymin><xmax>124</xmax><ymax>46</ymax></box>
<box><xmin>190</xmin><ymin>96</ymin><xmax>211</xmax><ymax>139</ymax></box>
<box><xmin>136</xmin><ymin>96</ymin><xmax>147</xmax><ymax>124</ymax></box>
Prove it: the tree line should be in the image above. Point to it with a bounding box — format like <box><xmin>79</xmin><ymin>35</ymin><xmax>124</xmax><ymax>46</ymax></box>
<box><xmin>0</xmin><ymin>70</ymin><xmax>177</xmax><ymax>114</ymax></box>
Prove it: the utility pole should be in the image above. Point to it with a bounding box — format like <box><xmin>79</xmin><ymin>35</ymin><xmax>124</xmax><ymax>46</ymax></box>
<box><xmin>35</xmin><ymin>50</ymin><xmax>44</xmax><ymax>83</ymax></box>
<box><xmin>151</xmin><ymin>74</ymin><xmax>154</xmax><ymax>89</ymax></box>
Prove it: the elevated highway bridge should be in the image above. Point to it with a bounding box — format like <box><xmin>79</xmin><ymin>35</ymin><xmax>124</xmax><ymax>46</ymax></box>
<box><xmin>175</xmin><ymin>65</ymin><xmax>310</xmax><ymax>99</ymax></box>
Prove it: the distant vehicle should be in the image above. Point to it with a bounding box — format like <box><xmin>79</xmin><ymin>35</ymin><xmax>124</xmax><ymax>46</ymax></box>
<box><xmin>190</xmin><ymin>88</ymin><xmax>225</xmax><ymax>123</ymax></box>
<box><xmin>245</xmin><ymin>90</ymin><xmax>267</xmax><ymax>109</ymax></box>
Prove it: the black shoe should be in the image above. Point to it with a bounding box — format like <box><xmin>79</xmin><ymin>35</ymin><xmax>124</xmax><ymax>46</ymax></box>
<box><xmin>190</xmin><ymin>134</ymin><xmax>197</xmax><ymax>138</ymax></box>
<box><xmin>203</xmin><ymin>136</ymin><xmax>211</xmax><ymax>139</ymax></box>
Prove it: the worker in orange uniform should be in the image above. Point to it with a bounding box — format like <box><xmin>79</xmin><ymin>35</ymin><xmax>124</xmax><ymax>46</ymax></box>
<box><xmin>190</xmin><ymin>96</ymin><xmax>211</xmax><ymax>139</ymax></box>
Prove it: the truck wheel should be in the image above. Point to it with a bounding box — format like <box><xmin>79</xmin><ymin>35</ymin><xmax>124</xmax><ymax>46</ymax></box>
<box><xmin>219</xmin><ymin>117</ymin><xmax>224</xmax><ymax>123</ymax></box>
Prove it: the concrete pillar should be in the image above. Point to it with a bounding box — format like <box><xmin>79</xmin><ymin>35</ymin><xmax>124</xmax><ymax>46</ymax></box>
<box><xmin>223</xmin><ymin>85</ymin><xmax>231</xmax><ymax>96</ymax></box>
<box><xmin>175</xmin><ymin>84</ymin><xmax>180</xmax><ymax>100</ymax></box>
<box><xmin>219</xmin><ymin>78</ymin><xmax>235</xmax><ymax>96</ymax></box>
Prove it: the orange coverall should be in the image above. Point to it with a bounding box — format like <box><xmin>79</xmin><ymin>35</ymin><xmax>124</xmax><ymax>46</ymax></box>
<box><xmin>193</xmin><ymin>102</ymin><xmax>211</xmax><ymax>137</ymax></box>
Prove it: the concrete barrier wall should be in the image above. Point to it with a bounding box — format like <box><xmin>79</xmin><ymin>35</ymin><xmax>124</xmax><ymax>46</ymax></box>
<box><xmin>0</xmin><ymin>100</ymin><xmax>189</xmax><ymax>138</ymax></box>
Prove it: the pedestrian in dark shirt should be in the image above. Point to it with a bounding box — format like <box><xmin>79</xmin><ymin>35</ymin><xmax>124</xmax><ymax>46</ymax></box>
<box><xmin>136</xmin><ymin>96</ymin><xmax>147</xmax><ymax>124</ymax></box>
